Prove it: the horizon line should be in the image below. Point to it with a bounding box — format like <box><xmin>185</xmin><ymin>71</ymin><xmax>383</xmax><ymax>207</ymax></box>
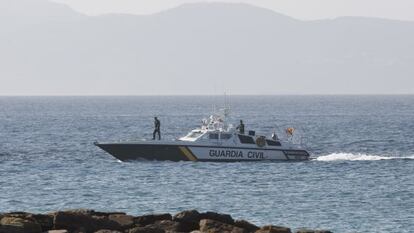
<box><xmin>0</xmin><ymin>94</ymin><xmax>413</xmax><ymax>97</ymax></box>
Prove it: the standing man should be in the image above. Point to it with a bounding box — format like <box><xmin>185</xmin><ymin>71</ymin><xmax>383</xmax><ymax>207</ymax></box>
<box><xmin>153</xmin><ymin>117</ymin><xmax>161</xmax><ymax>140</ymax></box>
<box><xmin>236</xmin><ymin>120</ymin><xmax>245</xmax><ymax>134</ymax></box>
<box><xmin>271</xmin><ymin>132</ymin><xmax>279</xmax><ymax>141</ymax></box>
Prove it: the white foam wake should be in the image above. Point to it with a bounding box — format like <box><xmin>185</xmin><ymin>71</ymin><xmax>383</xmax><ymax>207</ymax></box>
<box><xmin>316</xmin><ymin>153</ymin><xmax>414</xmax><ymax>161</ymax></box>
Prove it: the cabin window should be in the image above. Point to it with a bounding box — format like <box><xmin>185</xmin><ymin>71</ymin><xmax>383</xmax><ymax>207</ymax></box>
<box><xmin>209</xmin><ymin>133</ymin><xmax>219</xmax><ymax>139</ymax></box>
<box><xmin>266</xmin><ymin>139</ymin><xmax>282</xmax><ymax>146</ymax></box>
<box><xmin>220</xmin><ymin>133</ymin><xmax>232</xmax><ymax>140</ymax></box>
<box><xmin>238</xmin><ymin>134</ymin><xmax>255</xmax><ymax>144</ymax></box>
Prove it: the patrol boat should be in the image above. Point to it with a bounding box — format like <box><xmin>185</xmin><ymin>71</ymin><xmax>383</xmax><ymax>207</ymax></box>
<box><xmin>95</xmin><ymin>111</ymin><xmax>310</xmax><ymax>162</ymax></box>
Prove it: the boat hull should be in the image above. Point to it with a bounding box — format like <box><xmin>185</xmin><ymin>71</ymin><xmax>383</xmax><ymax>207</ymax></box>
<box><xmin>95</xmin><ymin>142</ymin><xmax>310</xmax><ymax>162</ymax></box>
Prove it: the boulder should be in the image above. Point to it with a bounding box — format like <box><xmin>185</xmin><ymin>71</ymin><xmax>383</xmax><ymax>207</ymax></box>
<box><xmin>134</xmin><ymin>214</ymin><xmax>172</xmax><ymax>226</ymax></box>
<box><xmin>295</xmin><ymin>229</ymin><xmax>333</xmax><ymax>233</ymax></box>
<box><xmin>90</xmin><ymin>216</ymin><xmax>122</xmax><ymax>231</ymax></box>
<box><xmin>53</xmin><ymin>211</ymin><xmax>121</xmax><ymax>233</ymax></box>
<box><xmin>255</xmin><ymin>225</ymin><xmax>292</xmax><ymax>233</ymax></box>
<box><xmin>234</xmin><ymin>220</ymin><xmax>260</xmax><ymax>232</ymax></box>
<box><xmin>3</xmin><ymin>212</ymin><xmax>31</xmax><ymax>217</ymax></box>
<box><xmin>48</xmin><ymin>210</ymin><xmax>126</xmax><ymax>218</ymax></box>
<box><xmin>2</xmin><ymin>212</ymin><xmax>33</xmax><ymax>221</ymax></box>
<box><xmin>1</xmin><ymin>213</ymin><xmax>53</xmax><ymax>232</ymax></box>
<box><xmin>200</xmin><ymin>212</ymin><xmax>235</xmax><ymax>225</ymax></box>
<box><xmin>108</xmin><ymin>214</ymin><xmax>134</xmax><ymax>229</ymax></box>
<box><xmin>57</xmin><ymin>209</ymin><xmax>95</xmax><ymax>215</ymax></box>
<box><xmin>173</xmin><ymin>210</ymin><xmax>202</xmax><ymax>231</ymax></box>
<box><xmin>128</xmin><ymin>226</ymin><xmax>165</xmax><ymax>233</ymax></box>
<box><xmin>93</xmin><ymin>212</ymin><xmax>126</xmax><ymax>217</ymax></box>
<box><xmin>146</xmin><ymin>220</ymin><xmax>187</xmax><ymax>232</ymax></box>
<box><xmin>0</xmin><ymin>209</ymin><xmax>333</xmax><ymax>233</ymax></box>
<box><xmin>29</xmin><ymin>214</ymin><xmax>54</xmax><ymax>231</ymax></box>
<box><xmin>0</xmin><ymin>216</ymin><xmax>42</xmax><ymax>233</ymax></box>
<box><xmin>173</xmin><ymin>210</ymin><xmax>201</xmax><ymax>223</ymax></box>
<box><xmin>94</xmin><ymin>230</ymin><xmax>123</xmax><ymax>233</ymax></box>
<box><xmin>199</xmin><ymin>219</ymin><xmax>247</xmax><ymax>233</ymax></box>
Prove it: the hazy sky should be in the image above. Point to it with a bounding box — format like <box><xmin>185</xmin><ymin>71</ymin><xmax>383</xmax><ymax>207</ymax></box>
<box><xmin>2</xmin><ymin>0</ymin><xmax>413</xmax><ymax>95</ymax></box>
<box><xmin>53</xmin><ymin>0</ymin><xmax>414</xmax><ymax>21</ymax></box>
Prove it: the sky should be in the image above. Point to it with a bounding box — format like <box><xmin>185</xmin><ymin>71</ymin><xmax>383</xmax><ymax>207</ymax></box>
<box><xmin>53</xmin><ymin>0</ymin><xmax>414</xmax><ymax>21</ymax></box>
<box><xmin>1</xmin><ymin>0</ymin><xmax>413</xmax><ymax>95</ymax></box>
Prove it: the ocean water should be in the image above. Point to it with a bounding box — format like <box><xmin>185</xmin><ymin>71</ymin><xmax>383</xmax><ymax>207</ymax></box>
<box><xmin>0</xmin><ymin>96</ymin><xmax>413</xmax><ymax>233</ymax></box>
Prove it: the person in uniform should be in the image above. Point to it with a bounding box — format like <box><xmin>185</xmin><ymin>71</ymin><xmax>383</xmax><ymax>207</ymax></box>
<box><xmin>236</xmin><ymin>120</ymin><xmax>245</xmax><ymax>134</ymax></box>
<box><xmin>271</xmin><ymin>132</ymin><xmax>279</xmax><ymax>141</ymax></box>
<box><xmin>153</xmin><ymin>117</ymin><xmax>161</xmax><ymax>140</ymax></box>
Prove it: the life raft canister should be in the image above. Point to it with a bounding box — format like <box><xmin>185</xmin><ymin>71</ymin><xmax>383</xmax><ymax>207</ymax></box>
<box><xmin>256</xmin><ymin>136</ymin><xmax>266</xmax><ymax>147</ymax></box>
<box><xmin>286</xmin><ymin>127</ymin><xmax>295</xmax><ymax>136</ymax></box>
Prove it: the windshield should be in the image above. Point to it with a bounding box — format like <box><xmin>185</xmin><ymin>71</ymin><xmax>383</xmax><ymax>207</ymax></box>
<box><xmin>220</xmin><ymin>133</ymin><xmax>232</xmax><ymax>140</ymax></box>
<box><xmin>208</xmin><ymin>133</ymin><xmax>232</xmax><ymax>140</ymax></box>
<box><xmin>187</xmin><ymin>131</ymin><xmax>203</xmax><ymax>138</ymax></box>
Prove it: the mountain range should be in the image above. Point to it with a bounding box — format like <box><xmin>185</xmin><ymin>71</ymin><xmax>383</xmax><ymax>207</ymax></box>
<box><xmin>1</xmin><ymin>0</ymin><xmax>413</xmax><ymax>95</ymax></box>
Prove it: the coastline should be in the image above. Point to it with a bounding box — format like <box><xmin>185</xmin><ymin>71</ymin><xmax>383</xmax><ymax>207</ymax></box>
<box><xmin>0</xmin><ymin>209</ymin><xmax>332</xmax><ymax>233</ymax></box>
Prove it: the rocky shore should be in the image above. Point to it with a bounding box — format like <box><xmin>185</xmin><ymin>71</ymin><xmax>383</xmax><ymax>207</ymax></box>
<box><xmin>0</xmin><ymin>209</ymin><xmax>332</xmax><ymax>233</ymax></box>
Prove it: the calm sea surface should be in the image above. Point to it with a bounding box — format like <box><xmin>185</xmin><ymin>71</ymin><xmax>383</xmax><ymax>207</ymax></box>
<box><xmin>0</xmin><ymin>96</ymin><xmax>413</xmax><ymax>233</ymax></box>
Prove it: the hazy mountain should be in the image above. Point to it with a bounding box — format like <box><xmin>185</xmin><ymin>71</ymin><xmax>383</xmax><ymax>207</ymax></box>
<box><xmin>0</xmin><ymin>0</ymin><xmax>84</xmax><ymax>24</ymax></box>
<box><xmin>1</xmin><ymin>0</ymin><xmax>413</xmax><ymax>95</ymax></box>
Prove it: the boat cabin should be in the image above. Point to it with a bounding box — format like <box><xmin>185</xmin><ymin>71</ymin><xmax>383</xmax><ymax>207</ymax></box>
<box><xmin>179</xmin><ymin>129</ymin><xmax>281</xmax><ymax>147</ymax></box>
<box><xmin>178</xmin><ymin>113</ymin><xmax>282</xmax><ymax>147</ymax></box>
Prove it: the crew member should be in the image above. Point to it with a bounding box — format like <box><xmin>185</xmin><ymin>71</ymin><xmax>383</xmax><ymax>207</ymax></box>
<box><xmin>271</xmin><ymin>132</ymin><xmax>279</xmax><ymax>141</ymax></box>
<box><xmin>236</xmin><ymin>120</ymin><xmax>245</xmax><ymax>134</ymax></box>
<box><xmin>153</xmin><ymin>117</ymin><xmax>161</xmax><ymax>140</ymax></box>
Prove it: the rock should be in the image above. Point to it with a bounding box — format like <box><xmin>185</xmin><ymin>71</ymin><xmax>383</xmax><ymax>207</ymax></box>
<box><xmin>173</xmin><ymin>210</ymin><xmax>201</xmax><ymax>222</ymax></box>
<box><xmin>53</xmin><ymin>211</ymin><xmax>121</xmax><ymax>233</ymax></box>
<box><xmin>1</xmin><ymin>213</ymin><xmax>53</xmax><ymax>232</ymax></box>
<box><xmin>90</xmin><ymin>216</ymin><xmax>122</xmax><ymax>231</ymax></box>
<box><xmin>29</xmin><ymin>214</ymin><xmax>54</xmax><ymax>231</ymax></box>
<box><xmin>4</xmin><ymin>212</ymin><xmax>31</xmax><ymax>216</ymax></box>
<box><xmin>200</xmin><ymin>212</ymin><xmax>235</xmax><ymax>225</ymax></box>
<box><xmin>2</xmin><ymin>212</ymin><xmax>33</xmax><ymax>221</ymax></box>
<box><xmin>94</xmin><ymin>230</ymin><xmax>123</xmax><ymax>233</ymax></box>
<box><xmin>93</xmin><ymin>212</ymin><xmax>126</xmax><ymax>217</ymax></box>
<box><xmin>146</xmin><ymin>220</ymin><xmax>187</xmax><ymax>232</ymax></box>
<box><xmin>108</xmin><ymin>214</ymin><xmax>134</xmax><ymax>229</ymax></box>
<box><xmin>134</xmin><ymin>213</ymin><xmax>172</xmax><ymax>226</ymax></box>
<box><xmin>59</xmin><ymin>209</ymin><xmax>95</xmax><ymax>215</ymax></box>
<box><xmin>128</xmin><ymin>226</ymin><xmax>165</xmax><ymax>233</ymax></box>
<box><xmin>0</xmin><ymin>216</ymin><xmax>42</xmax><ymax>233</ymax></box>
<box><xmin>173</xmin><ymin>210</ymin><xmax>201</xmax><ymax>223</ymax></box>
<box><xmin>0</xmin><ymin>209</ymin><xmax>331</xmax><ymax>233</ymax></box>
<box><xmin>234</xmin><ymin>220</ymin><xmax>260</xmax><ymax>232</ymax></box>
<box><xmin>255</xmin><ymin>225</ymin><xmax>292</xmax><ymax>233</ymax></box>
<box><xmin>199</xmin><ymin>219</ymin><xmax>247</xmax><ymax>233</ymax></box>
<box><xmin>173</xmin><ymin>210</ymin><xmax>202</xmax><ymax>231</ymax></box>
<box><xmin>295</xmin><ymin>229</ymin><xmax>333</xmax><ymax>233</ymax></box>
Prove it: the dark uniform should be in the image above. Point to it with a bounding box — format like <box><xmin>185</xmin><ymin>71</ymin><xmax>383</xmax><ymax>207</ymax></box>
<box><xmin>236</xmin><ymin>120</ymin><xmax>245</xmax><ymax>134</ymax></box>
<box><xmin>272</xmin><ymin>132</ymin><xmax>279</xmax><ymax>141</ymax></box>
<box><xmin>153</xmin><ymin>117</ymin><xmax>161</xmax><ymax>140</ymax></box>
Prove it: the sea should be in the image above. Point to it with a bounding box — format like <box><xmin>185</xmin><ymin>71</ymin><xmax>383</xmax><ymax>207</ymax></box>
<box><xmin>0</xmin><ymin>96</ymin><xmax>413</xmax><ymax>233</ymax></box>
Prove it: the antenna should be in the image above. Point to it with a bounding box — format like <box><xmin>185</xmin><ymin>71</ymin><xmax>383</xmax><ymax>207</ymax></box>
<box><xmin>223</xmin><ymin>91</ymin><xmax>231</xmax><ymax>118</ymax></box>
<box><xmin>224</xmin><ymin>91</ymin><xmax>227</xmax><ymax>109</ymax></box>
<box><xmin>212</xmin><ymin>84</ymin><xmax>217</xmax><ymax>114</ymax></box>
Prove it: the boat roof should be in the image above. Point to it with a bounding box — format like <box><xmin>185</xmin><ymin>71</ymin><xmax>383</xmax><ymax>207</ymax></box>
<box><xmin>178</xmin><ymin>110</ymin><xmax>235</xmax><ymax>142</ymax></box>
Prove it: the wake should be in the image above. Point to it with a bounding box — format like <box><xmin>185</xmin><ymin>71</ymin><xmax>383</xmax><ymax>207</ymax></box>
<box><xmin>315</xmin><ymin>153</ymin><xmax>414</xmax><ymax>161</ymax></box>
